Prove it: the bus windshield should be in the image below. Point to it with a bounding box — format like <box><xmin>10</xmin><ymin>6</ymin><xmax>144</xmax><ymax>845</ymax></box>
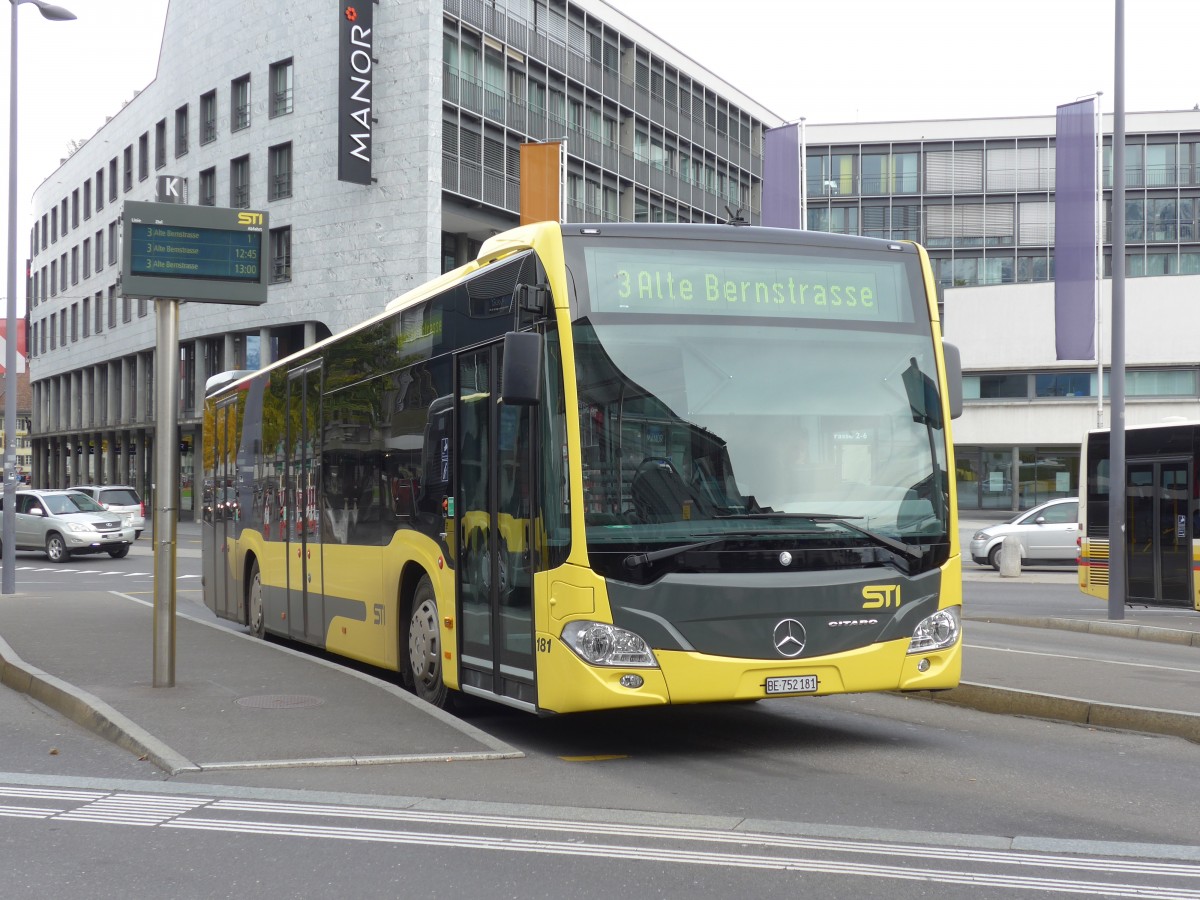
<box><xmin>568</xmin><ymin>237</ymin><xmax>949</xmax><ymax>575</ymax></box>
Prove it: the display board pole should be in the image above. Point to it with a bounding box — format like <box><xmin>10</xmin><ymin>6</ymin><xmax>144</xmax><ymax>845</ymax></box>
<box><xmin>152</xmin><ymin>298</ymin><xmax>180</xmax><ymax>687</ymax></box>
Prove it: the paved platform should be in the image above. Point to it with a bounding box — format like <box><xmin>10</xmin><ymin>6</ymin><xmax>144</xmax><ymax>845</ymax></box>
<box><xmin>1</xmin><ymin>557</ymin><xmax>1198</xmax><ymax>773</ymax></box>
<box><xmin>0</xmin><ymin>590</ymin><xmax>519</xmax><ymax>775</ymax></box>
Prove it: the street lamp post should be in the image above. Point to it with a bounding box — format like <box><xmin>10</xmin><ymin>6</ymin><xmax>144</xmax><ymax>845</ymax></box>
<box><xmin>5</xmin><ymin>0</ymin><xmax>76</xmax><ymax>594</ymax></box>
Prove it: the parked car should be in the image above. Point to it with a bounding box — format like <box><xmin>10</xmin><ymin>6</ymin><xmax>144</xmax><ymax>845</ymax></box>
<box><xmin>72</xmin><ymin>484</ymin><xmax>145</xmax><ymax>539</ymax></box>
<box><xmin>969</xmin><ymin>497</ymin><xmax>1079</xmax><ymax>570</ymax></box>
<box><xmin>0</xmin><ymin>489</ymin><xmax>135</xmax><ymax>562</ymax></box>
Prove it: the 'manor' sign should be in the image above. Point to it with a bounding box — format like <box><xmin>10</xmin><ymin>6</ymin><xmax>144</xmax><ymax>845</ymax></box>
<box><xmin>121</xmin><ymin>201</ymin><xmax>269</xmax><ymax>305</ymax></box>
<box><xmin>338</xmin><ymin>1</ymin><xmax>374</xmax><ymax>185</ymax></box>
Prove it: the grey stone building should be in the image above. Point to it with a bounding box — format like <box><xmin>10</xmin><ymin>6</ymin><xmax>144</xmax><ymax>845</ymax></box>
<box><xmin>26</xmin><ymin>0</ymin><xmax>781</xmax><ymax>517</ymax></box>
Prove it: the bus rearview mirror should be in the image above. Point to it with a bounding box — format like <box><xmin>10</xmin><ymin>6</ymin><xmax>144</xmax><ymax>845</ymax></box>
<box><xmin>501</xmin><ymin>331</ymin><xmax>543</xmax><ymax>406</ymax></box>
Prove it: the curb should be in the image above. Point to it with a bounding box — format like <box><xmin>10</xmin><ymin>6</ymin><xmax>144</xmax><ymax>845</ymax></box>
<box><xmin>965</xmin><ymin>615</ymin><xmax>1200</xmax><ymax>648</ymax></box>
<box><xmin>909</xmin><ymin>681</ymin><xmax>1200</xmax><ymax>744</ymax></box>
<box><xmin>0</xmin><ymin>632</ymin><xmax>199</xmax><ymax>775</ymax></box>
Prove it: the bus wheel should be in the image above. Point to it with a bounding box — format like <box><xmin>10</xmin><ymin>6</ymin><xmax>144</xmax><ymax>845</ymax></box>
<box><xmin>407</xmin><ymin>575</ymin><xmax>448</xmax><ymax>708</ymax></box>
<box><xmin>248</xmin><ymin>560</ymin><xmax>266</xmax><ymax>639</ymax></box>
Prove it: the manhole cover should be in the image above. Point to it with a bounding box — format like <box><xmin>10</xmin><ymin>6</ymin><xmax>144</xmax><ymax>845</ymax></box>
<box><xmin>235</xmin><ymin>694</ymin><xmax>325</xmax><ymax>709</ymax></box>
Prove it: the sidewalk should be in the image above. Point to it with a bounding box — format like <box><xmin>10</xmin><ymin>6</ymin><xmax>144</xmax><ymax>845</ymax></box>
<box><xmin>1</xmin><ymin>567</ymin><xmax>1198</xmax><ymax>775</ymax></box>
<box><xmin>0</xmin><ymin>589</ymin><xmax>520</xmax><ymax>775</ymax></box>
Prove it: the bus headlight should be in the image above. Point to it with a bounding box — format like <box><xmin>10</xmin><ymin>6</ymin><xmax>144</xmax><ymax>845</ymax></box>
<box><xmin>907</xmin><ymin>606</ymin><xmax>961</xmax><ymax>654</ymax></box>
<box><xmin>561</xmin><ymin>621</ymin><xmax>659</xmax><ymax>668</ymax></box>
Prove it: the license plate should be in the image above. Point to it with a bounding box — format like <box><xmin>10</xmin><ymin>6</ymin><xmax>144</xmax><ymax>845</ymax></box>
<box><xmin>764</xmin><ymin>675</ymin><xmax>818</xmax><ymax>695</ymax></box>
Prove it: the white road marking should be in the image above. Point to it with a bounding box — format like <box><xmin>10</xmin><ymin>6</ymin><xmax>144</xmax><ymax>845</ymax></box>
<box><xmin>0</xmin><ymin>785</ymin><xmax>1195</xmax><ymax>896</ymax></box>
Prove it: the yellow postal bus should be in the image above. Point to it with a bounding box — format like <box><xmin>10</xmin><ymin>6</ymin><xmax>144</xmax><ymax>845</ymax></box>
<box><xmin>203</xmin><ymin>222</ymin><xmax>964</xmax><ymax>713</ymax></box>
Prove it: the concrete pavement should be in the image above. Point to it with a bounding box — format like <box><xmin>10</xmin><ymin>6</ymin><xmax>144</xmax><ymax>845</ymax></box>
<box><xmin>0</xmin><ymin>520</ymin><xmax>1198</xmax><ymax>774</ymax></box>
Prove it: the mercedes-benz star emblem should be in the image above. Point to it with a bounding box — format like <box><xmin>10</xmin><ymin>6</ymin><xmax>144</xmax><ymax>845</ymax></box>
<box><xmin>772</xmin><ymin>618</ymin><xmax>807</xmax><ymax>657</ymax></box>
<box><xmin>779</xmin><ymin>551</ymin><xmax>793</xmax><ymax>567</ymax></box>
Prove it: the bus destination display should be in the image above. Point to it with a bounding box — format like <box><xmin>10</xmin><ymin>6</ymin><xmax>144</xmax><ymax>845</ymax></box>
<box><xmin>584</xmin><ymin>246</ymin><xmax>915</xmax><ymax>323</ymax></box>
<box><xmin>130</xmin><ymin>223</ymin><xmax>262</xmax><ymax>283</ymax></box>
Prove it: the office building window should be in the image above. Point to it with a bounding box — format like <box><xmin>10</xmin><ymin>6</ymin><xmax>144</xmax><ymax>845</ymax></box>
<box><xmin>82</xmin><ymin>239</ymin><xmax>90</xmax><ymax>279</ymax></box>
<box><xmin>95</xmin><ymin>290</ymin><xmax>103</xmax><ymax>334</ymax></box>
<box><xmin>50</xmin><ymin>313</ymin><xmax>56</xmax><ymax>350</ymax></box>
<box><xmin>71</xmin><ymin>189</ymin><xmax>79</xmax><ymax>228</ymax></box>
<box><xmin>83</xmin><ymin>179</ymin><xmax>91</xmax><ymax>220</ymax></box>
<box><xmin>231</xmin><ymin>74</ymin><xmax>251</xmax><ymax>131</ymax></box>
<box><xmin>269</xmin><ymin>143</ymin><xmax>292</xmax><ymax>200</ymax></box>
<box><xmin>155</xmin><ymin>119</ymin><xmax>167</xmax><ymax>169</ymax></box>
<box><xmin>123</xmin><ymin>293</ymin><xmax>132</xmax><ymax>323</ymax></box>
<box><xmin>175</xmin><ymin>104</ymin><xmax>189</xmax><ymax>157</ymax></box>
<box><xmin>108</xmin><ymin>222</ymin><xmax>117</xmax><ymax>264</ymax></box>
<box><xmin>230</xmin><ymin>156</ymin><xmax>250</xmax><ymax>208</ymax></box>
<box><xmin>201</xmin><ymin>89</ymin><xmax>217</xmax><ymax>144</ymax></box>
<box><xmin>270</xmin><ymin>58</ymin><xmax>293</xmax><ymax>117</ymax></box>
<box><xmin>962</xmin><ymin>373</ymin><xmax>1028</xmax><ymax>400</ymax></box>
<box><xmin>123</xmin><ymin>147</ymin><xmax>133</xmax><ymax>192</ymax></box>
<box><xmin>95</xmin><ymin>230</ymin><xmax>103</xmax><ymax>271</ymax></box>
<box><xmin>108</xmin><ymin>286</ymin><xmax>117</xmax><ymax>327</ymax></box>
<box><xmin>96</xmin><ymin>168</ymin><xmax>104</xmax><ymax>210</ymax></box>
<box><xmin>199</xmin><ymin>167</ymin><xmax>216</xmax><ymax>206</ymax></box>
<box><xmin>138</xmin><ymin>132</ymin><xmax>149</xmax><ymax>180</ymax></box>
<box><xmin>270</xmin><ymin>226</ymin><xmax>291</xmax><ymax>282</ymax></box>
<box><xmin>59</xmin><ymin>253</ymin><xmax>67</xmax><ymax>291</ymax></box>
<box><xmin>82</xmin><ymin>298</ymin><xmax>89</xmax><ymax>338</ymax></box>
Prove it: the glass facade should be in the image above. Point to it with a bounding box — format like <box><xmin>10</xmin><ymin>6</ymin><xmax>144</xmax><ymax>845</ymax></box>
<box><xmin>956</xmin><ymin>446</ymin><xmax>1081</xmax><ymax>512</ymax></box>
<box><xmin>806</xmin><ymin>130</ymin><xmax>1200</xmax><ymax>289</ymax></box>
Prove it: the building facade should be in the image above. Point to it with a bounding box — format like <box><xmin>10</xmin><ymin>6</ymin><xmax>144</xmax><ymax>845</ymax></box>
<box><xmin>26</xmin><ymin>0</ymin><xmax>780</xmax><ymax>516</ymax></box>
<box><xmin>800</xmin><ymin>111</ymin><xmax>1200</xmax><ymax>511</ymax></box>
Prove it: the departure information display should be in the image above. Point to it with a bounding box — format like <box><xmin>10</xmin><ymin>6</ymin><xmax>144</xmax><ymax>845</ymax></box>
<box><xmin>130</xmin><ymin>224</ymin><xmax>262</xmax><ymax>282</ymax></box>
<box><xmin>121</xmin><ymin>201</ymin><xmax>269</xmax><ymax>305</ymax></box>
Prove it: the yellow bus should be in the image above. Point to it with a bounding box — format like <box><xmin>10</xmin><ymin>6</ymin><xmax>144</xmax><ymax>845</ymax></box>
<box><xmin>202</xmin><ymin>222</ymin><xmax>964</xmax><ymax>713</ymax></box>
<box><xmin>1079</xmin><ymin>422</ymin><xmax>1200</xmax><ymax>609</ymax></box>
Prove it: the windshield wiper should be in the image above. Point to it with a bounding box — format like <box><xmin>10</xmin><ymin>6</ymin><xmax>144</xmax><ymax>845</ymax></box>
<box><xmin>715</xmin><ymin>512</ymin><xmax>926</xmax><ymax>574</ymax></box>
<box><xmin>623</xmin><ymin>537</ymin><xmax>728</xmax><ymax>569</ymax></box>
<box><xmin>621</xmin><ymin>528</ymin><xmax>811</xmax><ymax>569</ymax></box>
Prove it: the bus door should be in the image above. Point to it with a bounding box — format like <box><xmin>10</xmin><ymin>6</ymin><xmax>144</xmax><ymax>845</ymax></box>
<box><xmin>455</xmin><ymin>343</ymin><xmax>536</xmax><ymax>706</ymax></box>
<box><xmin>204</xmin><ymin>396</ymin><xmax>241</xmax><ymax>621</ymax></box>
<box><xmin>286</xmin><ymin>361</ymin><xmax>325</xmax><ymax>643</ymax></box>
<box><xmin>1126</xmin><ymin>458</ymin><xmax>1191</xmax><ymax>605</ymax></box>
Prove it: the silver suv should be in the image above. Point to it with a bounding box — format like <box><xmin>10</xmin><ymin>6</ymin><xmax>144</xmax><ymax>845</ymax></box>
<box><xmin>72</xmin><ymin>484</ymin><xmax>145</xmax><ymax>539</ymax></box>
<box><xmin>0</xmin><ymin>489</ymin><xmax>135</xmax><ymax>562</ymax></box>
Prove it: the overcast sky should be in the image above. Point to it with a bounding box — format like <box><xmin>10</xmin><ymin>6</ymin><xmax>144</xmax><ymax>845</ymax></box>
<box><xmin>1</xmin><ymin>0</ymin><xmax>1197</xmax><ymax>314</ymax></box>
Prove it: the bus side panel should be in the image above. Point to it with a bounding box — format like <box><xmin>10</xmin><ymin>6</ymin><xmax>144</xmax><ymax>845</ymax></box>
<box><xmin>1079</xmin><ymin>537</ymin><xmax>1109</xmax><ymax>601</ymax></box>
<box><xmin>322</xmin><ymin>533</ymin><xmax>448</xmax><ymax>673</ymax></box>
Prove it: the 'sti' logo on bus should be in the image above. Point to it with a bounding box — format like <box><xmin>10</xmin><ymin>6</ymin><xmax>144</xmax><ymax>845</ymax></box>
<box><xmin>862</xmin><ymin>584</ymin><xmax>901</xmax><ymax>609</ymax></box>
<box><xmin>237</xmin><ymin>212</ymin><xmax>263</xmax><ymax>226</ymax></box>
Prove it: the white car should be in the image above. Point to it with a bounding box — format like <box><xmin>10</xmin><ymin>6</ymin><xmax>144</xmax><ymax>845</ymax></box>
<box><xmin>969</xmin><ymin>497</ymin><xmax>1079</xmax><ymax>570</ymax></box>
<box><xmin>72</xmin><ymin>484</ymin><xmax>146</xmax><ymax>539</ymax></box>
<box><xmin>0</xmin><ymin>489</ymin><xmax>135</xmax><ymax>562</ymax></box>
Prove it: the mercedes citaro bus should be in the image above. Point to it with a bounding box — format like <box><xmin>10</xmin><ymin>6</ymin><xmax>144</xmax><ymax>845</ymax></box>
<box><xmin>203</xmin><ymin>222</ymin><xmax>964</xmax><ymax>713</ymax></box>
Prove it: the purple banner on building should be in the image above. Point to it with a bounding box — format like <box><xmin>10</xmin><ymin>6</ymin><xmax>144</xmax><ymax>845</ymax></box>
<box><xmin>763</xmin><ymin>125</ymin><xmax>801</xmax><ymax>229</ymax></box>
<box><xmin>1054</xmin><ymin>98</ymin><xmax>1097</xmax><ymax>360</ymax></box>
